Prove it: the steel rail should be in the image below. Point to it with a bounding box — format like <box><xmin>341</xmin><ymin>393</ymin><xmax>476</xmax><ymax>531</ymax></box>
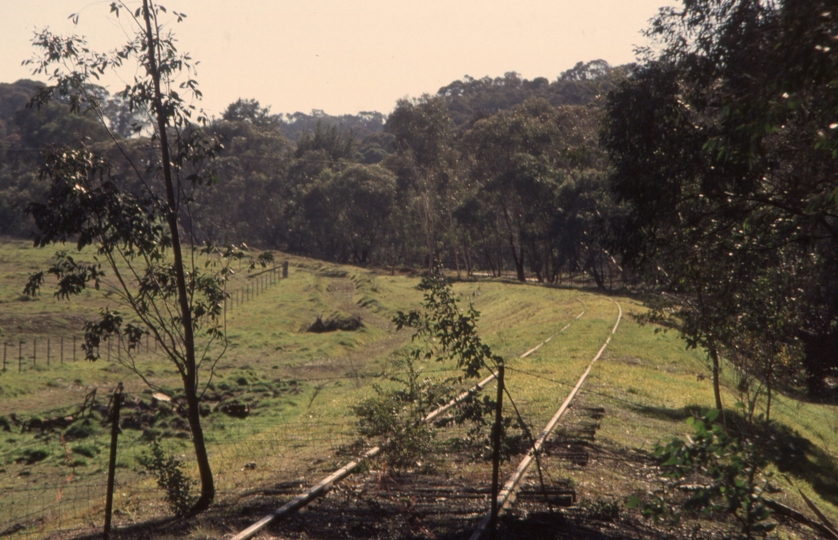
<box><xmin>468</xmin><ymin>300</ymin><xmax>622</xmax><ymax>540</ymax></box>
<box><xmin>230</xmin><ymin>301</ymin><xmax>586</xmax><ymax>540</ymax></box>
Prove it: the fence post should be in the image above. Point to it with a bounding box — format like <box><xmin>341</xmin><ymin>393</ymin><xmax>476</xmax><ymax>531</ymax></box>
<box><xmin>103</xmin><ymin>382</ymin><xmax>123</xmax><ymax>540</ymax></box>
<box><xmin>489</xmin><ymin>364</ymin><xmax>505</xmax><ymax>537</ymax></box>
<box><xmin>107</xmin><ymin>339</ymin><xmax>111</xmax><ymax>362</ymax></box>
<box><xmin>33</xmin><ymin>338</ymin><xmax>36</xmax><ymax>368</ymax></box>
<box><xmin>282</xmin><ymin>261</ymin><xmax>289</xmax><ymax>278</ymax></box>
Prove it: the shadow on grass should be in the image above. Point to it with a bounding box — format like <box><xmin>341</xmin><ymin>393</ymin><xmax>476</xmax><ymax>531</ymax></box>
<box><xmin>498</xmin><ymin>508</ymin><xmax>669</xmax><ymax>540</ymax></box>
<box><xmin>631</xmin><ymin>404</ymin><xmax>838</xmax><ymax>509</ymax></box>
<box><xmin>760</xmin><ymin>420</ymin><xmax>838</xmax><ymax>507</ymax></box>
<box><xmin>629</xmin><ymin>403</ymin><xmax>704</xmax><ymax>423</ymax></box>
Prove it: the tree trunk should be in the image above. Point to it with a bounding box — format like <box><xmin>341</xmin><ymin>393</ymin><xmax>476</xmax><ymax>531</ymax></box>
<box><xmin>584</xmin><ymin>251</ymin><xmax>606</xmax><ymax>290</ymax></box>
<box><xmin>507</xmin><ymin>232</ymin><xmax>525</xmax><ymax>282</ymax></box>
<box><xmin>183</xmin><ymin>375</ymin><xmax>214</xmax><ymax>513</ymax></box>
<box><xmin>708</xmin><ymin>342</ymin><xmax>725</xmax><ymax>423</ymax></box>
<box><xmin>143</xmin><ymin>0</ymin><xmax>214</xmax><ymax>512</ymax></box>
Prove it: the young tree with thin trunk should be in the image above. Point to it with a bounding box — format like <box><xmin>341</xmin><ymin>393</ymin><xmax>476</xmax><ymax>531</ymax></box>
<box><xmin>22</xmin><ymin>0</ymin><xmax>261</xmax><ymax>513</ymax></box>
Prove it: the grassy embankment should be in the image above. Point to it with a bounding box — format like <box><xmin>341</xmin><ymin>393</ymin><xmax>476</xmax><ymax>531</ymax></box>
<box><xmin>0</xmin><ymin>238</ymin><xmax>836</xmax><ymax>538</ymax></box>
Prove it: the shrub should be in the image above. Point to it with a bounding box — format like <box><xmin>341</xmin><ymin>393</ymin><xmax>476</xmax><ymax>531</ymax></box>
<box><xmin>353</xmin><ymin>355</ymin><xmax>452</xmax><ymax>470</ymax></box>
<box><xmin>65</xmin><ymin>422</ymin><xmax>96</xmax><ymax>439</ymax></box>
<box><xmin>628</xmin><ymin>409</ymin><xmax>778</xmax><ymax>539</ymax></box>
<box><xmin>138</xmin><ymin>439</ymin><xmax>195</xmax><ymax>516</ymax></box>
<box><xmin>72</xmin><ymin>444</ymin><xmax>100</xmax><ymax>458</ymax></box>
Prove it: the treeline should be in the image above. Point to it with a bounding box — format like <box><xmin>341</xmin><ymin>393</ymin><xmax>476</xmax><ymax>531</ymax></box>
<box><xmin>0</xmin><ymin>60</ymin><xmax>625</xmax><ymax>283</ymax></box>
<box><xmin>603</xmin><ymin>0</ymin><xmax>838</xmax><ymax>400</ymax></box>
<box><xmin>5</xmin><ymin>2</ymin><xmax>837</xmax><ymax>405</ymax></box>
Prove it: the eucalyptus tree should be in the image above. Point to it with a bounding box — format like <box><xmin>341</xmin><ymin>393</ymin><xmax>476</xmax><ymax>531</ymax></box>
<box><xmin>459</xmin><ymin>98</ymin><xmax>607</xmax><ymax>283</ymax></box>
<box><xmin>21</xmin><ymin>0</ymin><xmax>256</xmax><ymax>512</ymax></box>
<box><xmin>386</xmin><ymin>95</ymin><xmax>459</xmax><ymax>270</ymax></box>
<box><xmin>200</xmin><ymin>100</ymin><xmax>291</xmax><ymax>247</ymax></box>
<box><xmin>602</xmin><ymin>0</ymin><xmax>838</xmax><ymax>404</ymax></box>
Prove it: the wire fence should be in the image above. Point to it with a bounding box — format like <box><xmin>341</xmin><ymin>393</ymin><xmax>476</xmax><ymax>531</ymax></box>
<box><xmin>0</xmin><ymin>358</ymin><xmax>618</xmax><ymax>540</ymax></box>
<box><xmin>0</xmin><ymin>284</ymin><xmax>621</xmax><ymax>539</ymax></box>
<box><xmin>1</xmin><ymin>263</ymin><xmax>288</xmax><ymax>374</ymax></box>
<box><xmin>0</xmin><ymin>404</ymin><xmax>362</xmax><ymax>538</ymax></box>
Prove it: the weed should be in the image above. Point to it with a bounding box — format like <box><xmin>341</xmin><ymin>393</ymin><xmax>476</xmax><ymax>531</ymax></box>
<box><xmin>353</xmin><ymin>355</ymin><xmax>452</xmax><ymax>470</ymax></box>
<box><xmin>17</xmin><ymin>448</ymin><xmax>50</xmax><ymax>464</ymax></box>
<box><xmin>628</xmin><ymin>409</ymin><xmax>778</xmax><ymax>539</ymax></box>
<box><xmin>72</xmin><ymin>444</ymin><xmax>99</xmax><ymax>458</ymax></box>
<box><xmin>138</xmin><ymin>438</ymin><xmax>196</xmax><ymax>516</ymax></box>
<box><xmin>64</xmin><ymin>422</ymin><xmax>96</xmax><ymax>439</ymax></box>
<box><xmin>581</xmin><ymin>498</ymin><xmax>622</xmax><ymax>521</ymax></box>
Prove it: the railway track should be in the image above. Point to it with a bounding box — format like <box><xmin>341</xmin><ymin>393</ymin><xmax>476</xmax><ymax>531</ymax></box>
<box><xmin>469</xmin><ymin>300</ymin><xmax>621</xmax><ymax>540</ymax></box>
<box><xmin>230</xmin><ymin>298</ymin><xmax>623</xmax><ymax>540</ymax></box>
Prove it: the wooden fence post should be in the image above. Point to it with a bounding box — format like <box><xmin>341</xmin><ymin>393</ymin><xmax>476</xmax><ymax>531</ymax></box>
<box><xmin>282</xmin><ymin>261</ymin><xmax>289</xmax><ymax>278</ymax></box>
<box><xmin>33</xmin><ymin>338</ymin><xmax>36</xmax><ymax>367</ymax></box>
<box><xmin>103</xmin><ymin>382</ymin><xmax>123</xmax><ymax>539</ymax></box>
<box><xmin>490</xmin><ymin>364</ymin><xmax>505</xmax><ymax>537</ymax></box>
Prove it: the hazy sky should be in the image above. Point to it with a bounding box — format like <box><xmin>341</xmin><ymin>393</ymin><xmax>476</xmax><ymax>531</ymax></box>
<box><xmin>2</xmin><ymin>0</ymin><xmax>674</xmax><ymax>118</ymax></box>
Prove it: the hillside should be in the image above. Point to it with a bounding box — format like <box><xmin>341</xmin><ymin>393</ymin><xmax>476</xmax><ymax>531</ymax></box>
<box><xmin>0</xmin><ymin>240</ymin><xmax>836</xmax><ymax>539</ymax></box>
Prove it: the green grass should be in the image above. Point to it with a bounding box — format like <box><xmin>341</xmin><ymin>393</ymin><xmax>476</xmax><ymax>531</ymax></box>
<box><xmin>0</xmin><ymin>240</ymin><xmax>837</xmax><ymax>538</ymax></box>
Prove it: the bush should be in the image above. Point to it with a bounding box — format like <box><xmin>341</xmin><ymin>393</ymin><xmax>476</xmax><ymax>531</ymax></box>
<box><xmin>72</xmin><ymin>444</ymin><xmax>100</xmax><ymax>458</ymax></box>
<box><xmin>628</xmin><ymin>409</ymin><xmax>778</xmax><ymax>539</ymax></box>
<box><xmin>354</xmin><ymin>355</ymin><xmax>452</xmax><ymax>470</ymax></box>
<box><xmin>17</xmin><ymin>448</ymin><xmax>50</xmax><ymax>464</ymax></box>
<box><xmin>138</xmin><ymin>439</ymin><xmax>195</xmax><ymax>516</ymax></box>
<box><xmin>65</xmin><ymin>422</ymin><xmax>96</xmax><ymax>439</ymax></box>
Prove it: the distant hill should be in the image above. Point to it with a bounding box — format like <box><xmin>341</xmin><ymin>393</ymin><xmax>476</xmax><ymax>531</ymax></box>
<box><xmin>273</xmin><ymin>59</ymin><xmax>630</xmax><ymax>141</ymax></box>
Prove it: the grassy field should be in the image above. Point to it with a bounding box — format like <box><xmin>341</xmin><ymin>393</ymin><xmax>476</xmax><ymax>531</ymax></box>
<box><xmin>1</xmin><ymin>238</ymin><xmax>837</xmax><ymax>539</ymax></box>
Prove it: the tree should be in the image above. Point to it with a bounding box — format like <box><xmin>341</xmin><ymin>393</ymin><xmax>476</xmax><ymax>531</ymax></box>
<box><xmin>222</xmin><ymin>98</ymin><xmax>278</xmax><ymax>129</ymax></box>
<box><xmin>22</xmin><ymin>0</ymin><xmax>247</xmax><ymax>513</ymax></box>
<box><xmin>198</xmin><ymin>100</ymin><xmax>291</xmax><ymax>247</ymax></box>
<box><xmin>602</xmin><ymin>0</ymin><xmax>838</xmax><ymax>404</ymax></box>
<box><xmin>386</xmin><ymin>95</ymin><xmax>459</xmax><ymax>270</ymax></box>
<box><xmin>458</xmin><ymin>98</ymin><xmax>609</xmax><ymax>283</ymax></box>
<box><xmin>324</xmin><ymin>164</ymin><xmax>397</xmax><ymax>264</ymax></box>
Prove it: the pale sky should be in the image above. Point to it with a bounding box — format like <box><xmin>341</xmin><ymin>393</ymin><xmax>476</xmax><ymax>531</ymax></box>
<box><xmin>1</xmin><ymin>0</ymin><xmax>674</xmax><ymax>118</ymax></box>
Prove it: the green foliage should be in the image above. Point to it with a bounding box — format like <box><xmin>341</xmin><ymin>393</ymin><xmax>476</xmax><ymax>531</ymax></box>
<box><xmin>356</xmin><ymin>269</ymin><xmax>512</xmax><ymax>468</ymax></box>
<box><xmin>64</xmin><ymin>422</ymin><xmax>96</xmax><ymax>440</ymax></box>
<box><xmin>458</xmin><ymin>98</ymin><xmax>611</xmax><ymax>284</ymax></box>
<box><xmin>353</xmin><ymin>355</ymin><xmax>452</xmax><ymax>470</ymax></box>
<box><xmin>16</xmin><ymin>447</ymin><xmax>50</xmax><ymax>464</ymax></box>
<box><xmin>393</xmin><ymin>269</ymin><xmax>502</xmax><ymax>378</ymax></box>
<box><xmin>603</xmin><ymin>0</ymin><xmax>838</xmax><ymax>398</ymax></box>
<box><xmin>629</xmin><ymin>409</ymin><xmax>778</xmax><ymax>539</ymax></box>
<box><xmin>138</xmin><ymin>438</ymin><xmax>195</xmax><ymax>516</ymax></box>
<box><xmin>21</xmin><ymin>0</ymin><xmax>234</xmax><ymax>512</ymax></box>
<box><xmin>71</xmin><ymin>444</ymin><xmax>100</xmax><ymax>458</ymax></box>
<box><xmin>580</xmin><ymin>498</ymin><xmax>622</xmax><ymax>522</ymax></box>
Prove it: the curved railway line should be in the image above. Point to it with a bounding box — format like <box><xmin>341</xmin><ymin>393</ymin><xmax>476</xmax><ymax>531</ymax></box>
<box><xmin>231</xmin><ymin>298</ymin><xmax>623</xmax><ymax>540</ymax></box>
